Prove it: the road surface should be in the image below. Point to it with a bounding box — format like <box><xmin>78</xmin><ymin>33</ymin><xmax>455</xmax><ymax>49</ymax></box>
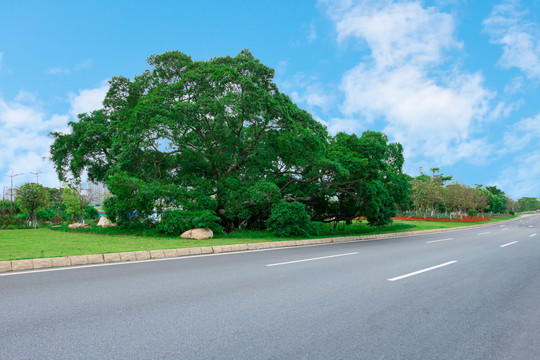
<box><xmin>1</xmin><ymin>215</ymin><xmax>539</xmax><ymax>359</ymax></box>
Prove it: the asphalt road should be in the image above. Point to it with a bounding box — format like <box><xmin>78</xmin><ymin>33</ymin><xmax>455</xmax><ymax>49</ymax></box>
<box><xmin>1</xmin><ymin>215</ymin><xmax>540</xmax><ymax>359</ymax></box>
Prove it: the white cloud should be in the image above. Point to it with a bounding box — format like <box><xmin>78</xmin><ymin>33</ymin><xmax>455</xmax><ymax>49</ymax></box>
<box><xmin>325</xmin><ymin>116</ymin><xmax>366</xmax><ymax>135</ymax></box>
<box><xmin>307</xmin><ymin>21</ymin><xmax>317</xmax><ymax>43</ymax></box>
<box><xmin>0</xmin><ymin>99</ymin><xmax>61</xmax><ymax>189</ymax></box>
<box><xmin>486</xmin><ymin>99</ymin><xmax>523</xmax><ymax>121</ymax></box>
<box><xmin>483</xmin><ymin>0</ymin><xmax>540</xmax><ymax>79</ymax></box>
<box><xmin>504</xmin><ymin>76</ymin><xmax>524</xmax><ymax>93</ymax></box>
<box><xmin>47</xmin><ymin>59</ymin><xmax>93</xmax><ymax>76</ymax></box>
<box><xmin>69</xmin><ymin>81</ymin><xmax>109</xmax><ymax>117</ymax></box>
<box><xmin>322</xmin><ymin>0</ymin><xmax>494</xmax><ymax>165</ymax></box>
<box><xmin>1</xmin><ymin>82</ymin><xmax>108</xmax><ymax>191</ymax></box>
<box><xmin>330</xmin><ymin>0</ymin><xmax>460</xmax><ymax>68</ymax></box>
<box><xmin>74</xmin><ymin>59</ymin><xmax>93</xmax><ymax>71</ymax></box>
<box><xmin>276</xmin><ymin>60</ymin><xmax>289</xmax><ymax>77</ymax></box>
<box><xmin>0</xmin><ymin>99</ymin><xmax>44</xmax><ymax>130</ymax></box>
<box><xmin>291</xmin><ymin>83</ymin><xmax>335</xmax><ymax>111</ymax></box>
<box><xmin>490</xmin><ymin>112</ymin><xmax>540</xmax><ymax>197</ymax></box>
<box><xmin>502</xmin><ymin>113</ymin><xmax>540</xmax><ymax>152</ymax></box>
<box><xmin>47</xmin><ymin>66</ymin><xmax>70</xmax><ymax>75</ymax></box>
<box><xmin>281</xmin><ymin>73</ymin><xmax>336</xmax><ymax>113</ymax></box>
<box><xmin>495</xmin><ymin>151</ymin><xmax>540</xmax><ymax>198</ymax></box>
<box><xmin>14</xmin><ymin>90</ymin><xmax>37</xmax><ymax>104</ymax></box>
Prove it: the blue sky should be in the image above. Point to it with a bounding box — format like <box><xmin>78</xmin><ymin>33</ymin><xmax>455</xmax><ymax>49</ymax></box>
<box><xmin>1</xmin><ymin>0</ymin><xmax>540</xmax><ymax>199</ymax></box>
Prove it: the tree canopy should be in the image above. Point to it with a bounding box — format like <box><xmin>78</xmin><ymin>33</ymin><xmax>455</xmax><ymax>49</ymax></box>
<box><xmin>50</xmin><ymin>50</ymin><xmax>409</xmax><ymax>232</ymax></box>
<box><xmin>16</xmin><ymin>183</ymin><xmax>49</xmax><ymax>228</ymax></box>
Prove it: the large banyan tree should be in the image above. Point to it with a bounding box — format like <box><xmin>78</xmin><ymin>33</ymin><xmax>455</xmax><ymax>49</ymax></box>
<box><xmin>50</xmin><ymin>50</ymin><xmax>409</xmax><ymax>232</ymax></box>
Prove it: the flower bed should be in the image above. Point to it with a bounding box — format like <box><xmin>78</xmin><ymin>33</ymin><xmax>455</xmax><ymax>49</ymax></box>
<box><xmin>392</xmin><ymin>216</ymin><xmax>491</xmax><ymax>222</ymax></box>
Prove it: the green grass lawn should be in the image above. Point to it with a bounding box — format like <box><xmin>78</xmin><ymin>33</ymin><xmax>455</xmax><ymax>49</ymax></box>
<box><xmin>0</xmin><ymin>216</ymin><xmax>514</xmax><ymax>261</ymax></box>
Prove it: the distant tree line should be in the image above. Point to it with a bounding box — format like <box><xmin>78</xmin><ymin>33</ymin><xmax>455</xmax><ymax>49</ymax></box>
<box><xmin>0</xmin><ymin>184</ymin><xmax>99</xmax><ymax>229</ymax></box>
<box><xmin>404</xmin><ymin>168</ymin><xmax>520</xmax><ymax>217</ymax></box>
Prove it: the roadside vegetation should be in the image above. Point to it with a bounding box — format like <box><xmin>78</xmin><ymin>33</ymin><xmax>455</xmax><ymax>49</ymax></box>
<box><xmin>0</xmin><ymin>216</ymin><xmax>516</xmax><ymax>261</ymax></box>
<box><xmin>1</xmin><ymin>50</ymin><xmax>538</xmax><ymax>257</ymax></box>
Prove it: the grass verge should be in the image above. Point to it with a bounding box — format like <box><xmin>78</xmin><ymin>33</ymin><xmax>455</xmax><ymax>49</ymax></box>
<box><xmin>0</xmin><ymin>216</ymin><xmax>515</xmax><ymax>261</ymax></box>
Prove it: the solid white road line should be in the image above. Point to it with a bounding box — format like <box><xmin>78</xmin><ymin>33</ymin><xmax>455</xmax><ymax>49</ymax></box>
<box><xmin>478</xmin><ymin>232</ymin><xmax>490</xmax><ymax>235</ymax></box>
<box><xmin>387</xmin><ymin>261</ymin><xmax>458</xmax><ymax>282</ymax></box>
<box><xmin>502</xmin><ymin>228</ymin><xmax>508</xmax><ymax>231</ymax></box>
<box><xmin>426</xmin><ymin>238</ymin><xmax>454</xmax><ymax>244</ymax></box>
<box><xmin>266</xmin><ymin>252</ymin><xmax>358</xmax><ymax>267</ymax></box>
<box><xmin>530</xmin><ymin>233</ymin><xmax>537</xmax><ymax>237</ymax></box>
<box><xmin>500</xmin><ymin>241</ymin><xmax>518</xmax><ymax>248</ymax></box>
<box><xmin>1</xmin><ymin>245</ymin><xmax>324</xmax><ymax>277</ymax></box>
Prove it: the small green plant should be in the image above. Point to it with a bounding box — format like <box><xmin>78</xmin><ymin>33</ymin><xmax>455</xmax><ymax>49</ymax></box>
<box><xmin>266</xmin><ymin>201</ymin><xmax>317</xmax><ymax>237</ymax></box>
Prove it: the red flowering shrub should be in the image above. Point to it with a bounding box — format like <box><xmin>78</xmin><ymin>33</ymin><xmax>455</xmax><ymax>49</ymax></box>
<box><xmin>392</xmin><ymin>216</ymin><xmax>490</xmax><ymax>222</ymax></box>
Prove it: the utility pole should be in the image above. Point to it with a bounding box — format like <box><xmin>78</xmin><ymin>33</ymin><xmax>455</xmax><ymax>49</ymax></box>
<box><xmin>30</xmin><ymin>171</ymin><xmax>43</xmax><ymax>184</ymax></box>
<box><xmin>58</xmin><ymin>184</ymin><xmax>62</xmax><ymax>217</ymax></box>
<box><xmin>1</xmin><ymin>186</ymin><xmax>5</xmax><ymax>219</ymax></box>
<box><xmin>6</xmin><ymin>172</ymin><xmax>23</xmax><ymax>217</ymax></box>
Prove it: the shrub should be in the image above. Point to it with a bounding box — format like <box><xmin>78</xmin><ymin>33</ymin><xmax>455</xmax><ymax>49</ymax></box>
<box><xmin>156</xmin><ymin>210</ymin><xmax>223</xmax><ymax>236</ymax></box>
<box><xmin>266</xmin><ymin>201</ymin><xmax>317</xmax><ymax>237</ymax></box>
<box><xmin>84</xmin><ymin>205</ymin><xmax>100</xmax><ymax>220</ymax></box>
<box><xmin>50</xmin><ymin>215</ymin><xmax>64</xmax><ymax>225</ymax></box>
<box><xmin>467</xmin><ymin>209</ymin><xmax>478</xmax><ymax>217</ymax></box>
<box><xmin>0</xmin><ymin>216</ymin><xmax>25</xmax><ymax>227</ymax></box>
<box><xmin>103</xmin><ymin>196</ymin><xmax>119</xmax><ymax>223</ymax></box>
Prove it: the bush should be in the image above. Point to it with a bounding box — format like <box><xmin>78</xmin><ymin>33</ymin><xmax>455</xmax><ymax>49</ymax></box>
<box><xmin>266</xmin><ymin>201</ymin><xmax>317</xmax><ymax>237</ymax></box>
<box><xmin>103</xmin><ymin>196</ymin><xmax>119</xmax><ymax>223</ymax></box>
<box><xmin>84</xmin><ymin>205</ymin><xmax>100</xmax><ymax>220</ymax></box>
<box><xmin>50</xmin><ymin>215</ymin><xmax>64</xmax><ymax>225</ymax></box>
<box><xmin>467</xmin><ymin>209</ymin><xmax>478</xmax><ymax>217</ymax></box>
<box><xmin>156</xmin><ymin>209</ymin><xmax>223</xmax><ymax>236</ymax></box>
<box><xmin>0</xmin><ymin>216</ymin><xmax>25</xmax><ymax>227</ymax></box>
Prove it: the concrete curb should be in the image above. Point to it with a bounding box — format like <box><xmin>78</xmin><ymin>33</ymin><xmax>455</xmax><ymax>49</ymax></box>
<box><xmin>0</xmin><ymin>220</ymin><xmax>507</xmax><ymax>274</ymax></box>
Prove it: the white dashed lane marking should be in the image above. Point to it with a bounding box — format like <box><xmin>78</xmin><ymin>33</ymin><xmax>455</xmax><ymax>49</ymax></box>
<box><xmin>388</xmin><ymin>261</ymin><xmax>458</xmax><ymax>282</ymax></box>
<box><xmin>500</xmin><ymin>241</ymin><xmax>518</xmax><ymax>248</ymax></box>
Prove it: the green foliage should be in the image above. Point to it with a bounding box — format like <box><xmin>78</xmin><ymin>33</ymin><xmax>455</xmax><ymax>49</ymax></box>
<box><xmin>517</xmin><ymin>197</ymin><xmax>540</xmax><ymax>212</ymax></box>
<box><xmin>16</xmin><ymin>183</ymin><xmax>49</xmax><ymax>228</ymax></box>
<box><xmin>103</xmin><ymin>173</ymin><xmax>167</xmax><ymax>225</ymax></box>
<box><xmin>102</xmin><ymin>196</ymin><xmax>119</xmax><ymax>223</ymax></box>
<box><xmin>84</xmin><ymin>205</ymin><xmax>99</xmax><ymax>220</ymax></box>
<box><xmin>218</xmin><ymin>179</ymin><xmax>282</xmax><ymax>230</ymax></box>
<box><xmin>484</xmin><ymin>186</ymin><xmax>508</xmax><ymax>213</ymax></box>
<box><xmin>308</xmin><ymin>131</ymin><xmax>409</xmax><ymax>227</ymax></box>
<box><xmin>62</xmin><ymin>186</ymin><xmax>82</xmax><ymax>220</ymax></box>
<box><xmin>0</xmin><ymin>200</ymin><xmax>21</xmax><ymax>217</ymax></box>
<box><xmin>49</xmin><ymin>49</ymin><xmax>410</xmax><ymax>233</ymax></box>
<box><xmin>266</xmin><ymin>201</ymin><xmax>317</xmax><ymax>237</ymax></box>
<box><xmin>467</xmin><ymin>209</ymin><xmax>478</xmax><ymax>217</ymax></box>
<box><xmin>0</xmin><ymin>216</ymin><xmax>26</xmax><ymax>228</ymax></box>
<box><xmin>156</xmin><ymin>209</ymin><xmax>223</xmax><ymax>236</ymax></box>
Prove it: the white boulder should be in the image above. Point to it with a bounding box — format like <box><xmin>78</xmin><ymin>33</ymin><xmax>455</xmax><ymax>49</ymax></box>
<box><xmin>180</xmin><ymin>228</ymin><xmax>214</xmax><ymax>240</ymax></box>
<box><xmin>97</xmin><ymin>216</ymin><xmax>116</xmax><ymax>227</ymax></box>
<box><xmin>68</xmin><ymin>223</ymin><xmax>91</xmax><ymax>229</ymax></box>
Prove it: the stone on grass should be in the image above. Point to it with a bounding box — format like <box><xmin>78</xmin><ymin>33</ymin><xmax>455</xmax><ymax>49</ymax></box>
<box><xmin>180</xmin><ymin>228</ymin><xmax>213</xmax><ymax>240</ymax></box>
<box><xmin>97</xmin><ymin>216</ymin><xmax>116</xmax><ymax>227</ymax></box>
<box><xmin>68</xmin><ymin>223</ymin><xmax>91</xmax><ymax>229</ymax></box>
